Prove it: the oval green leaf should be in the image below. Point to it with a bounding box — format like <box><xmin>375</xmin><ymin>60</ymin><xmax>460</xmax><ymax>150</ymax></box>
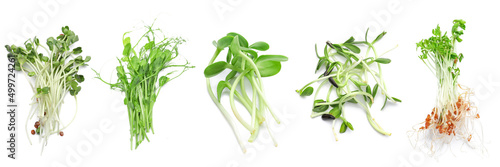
<box><xmin>204</xmin><ymin>61</ymin><xmax>228</xmax><ymax>78</ymax></box>
<box><xmin>255</xmin><ymin>55</ymin><xmax>288</xmax><ymax>63</ymax></box>
<box><xmin>249</xmin><ymin>41</ymin><xmax>269</xmax><ymax>51</ymax></box>
<box><xmin>374</xmin><ymin>58</ymin><xmax>391</xmax><ymax>64</ymax></box>
<box><xmin>217</xmin><ymin>81</ymin><xmax>230</xmax><ymax>101</ymax></box>
<box><xmin>256</xmin><ymin>60</ymin><xmax>281</xmax><ymax>77</ymax></box>
<box><xmin>300</xmin><ymin>86</ymin><xmax>314</xmax><ymax>96</ymax></box>
<box><xmin>343</xmin><ymin>43</ymin><xmax>360</xmax><ymax>54</ymax></box>
<box><xmin>159</xmin><ymin>76</ymin><xmax>169</xmax><ymax>87</ymax></box>
<box><xmin>345</xmin><ymin>121</ymin><xmax>354</xmax><ymax>130</ymax></box>
<box><xmin>339</xmin><ymin>122</ymin><xmax>347</xmax><ymax>133</ymax></box>
<box><xmin>227</xmin><ymin>32</ymin><xmax>248</xmax><ymax>47</ymax></box>
<box><xmin>217</xmin><ymin>36</ymin><xmax>234</xmax><ymax>50</ymax></box>
<box><xmin>229</xmin><ymin>36</ymin><xmax>241</xmax><ymax>54</ymax></box>
<box><xmin>329</xmin><ymin>107</ymin><xmax>341</xmax><ymax>118</ymax></box>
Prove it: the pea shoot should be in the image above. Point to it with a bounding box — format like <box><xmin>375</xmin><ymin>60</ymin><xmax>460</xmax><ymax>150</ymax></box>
<box><xmin>296</xmin><ymin>29</ymin><xmax>400</xmax><ymax>140</ymax></box>
<box><xmin>410</xmin><ymin>20</ymin><xmax>485</xmax><ymax>155</ymax></box>
<box><xmin>205</xmin><ymin>33</ymin><xmax>287</xmax><ymax>153</ymax></box>
<box><xmin>94</xmin><ymin>23</ymin><xmax>193</xmax><ymax>150</ymax></box>
<box><xmin>5</xmin><ymin>26</ymin><xmax>90</xmax><ymax>153</ymax></box>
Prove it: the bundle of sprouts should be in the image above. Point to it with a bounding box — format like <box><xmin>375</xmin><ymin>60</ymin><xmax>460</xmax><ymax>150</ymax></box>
<box><xmin>205</xmin><ymin>33</ymin><xmax>287</xmax><ymax>153</ymax></box>
<box><xmin>410</xmin><ymin>19</ymin><xmax>485</xmax><ymax>156</ymax></box>
<box><xmin>5</xmin><ymin>26</ymin><xmax>90</xmax><ymax>153</ymax></box>
<box><xmin>94</xmin><ymin>23</ymin><xmax>192</xmax><ymax>149</ymax></box>
<box><xmin>296</xmin><ymin>30</ymin><xmax>400</xmax><ymax>139</ymax></box>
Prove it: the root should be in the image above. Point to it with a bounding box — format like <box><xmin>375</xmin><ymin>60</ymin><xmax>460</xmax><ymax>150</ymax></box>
<box><xmin>408</xmin><ymin>85</ymin><xmax>486</xmax><ymax>157</ymax></box>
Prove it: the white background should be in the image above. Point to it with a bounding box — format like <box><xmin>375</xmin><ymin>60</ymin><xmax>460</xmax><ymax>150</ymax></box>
<box><xmin>1</xmin><ymin>0</ymin><xmax>499</xmax><ymax>166</ymax></box>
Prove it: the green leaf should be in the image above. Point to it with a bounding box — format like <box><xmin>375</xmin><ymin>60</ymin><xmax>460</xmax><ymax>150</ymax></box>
<box><xmin>69</xmin><ymin>80</ymin><xmax>78</xmax><ymax>90</ymax></box>
<box><xmin>159</xmin><ymin>76</ymin><xmax>169</xmax><ymax>87</ymax></box>
<box><xmin>46</xmin><ymin>37</ymin><xmax>56</xmax><ymax>51</ymax></box>
<box><xmin>345</xmin><ymin>121</ymin><xmax>354</xmax><ymax>130</ymax></box>
<box><xmin>84</xmin><ymin>56</ymin><xmax>91</xmax><ymax>62</ymax></box>
<box><xmin>372</xmin><ymin>83</ymin><xmax>379</xmax><ymax>97</ymax></box>
<box><xmin>372</xmin><ymin>31</ymin><xmax>387</xmax><ymax>44</ymax></box>
<box><xmin>339</xmin><ymin>122</ymin><xmax>347</xmax><ymax>133</ymax></box>
<box><xmin>225</xmin><ymin>70</ymin><xmax>237</xmax><ymax>81</ymax></box>
<box><xmin>299</xmin><ymin>86</ymin><xmax>314</xmax><ymax>96</ymax></box>
<box><xmin>249</xmin><ymin>41</ymin><xmax>269</xmax><ymax>51</ymax></box>
<box><xmin>75</xmin><ymin>74</ymin><xmax>85</xmax><ymax>83</ymax></box>
<box><xmin>392</xmin><ymin>97</ymin><xmax>402</xmax><ymax>102</ymax></box>
<box><xmin>5</xmin><ymin>45</ymin><xmax>12</xmax><ymax>52</ymax></box>
<box><xmin>217</xmin><ymin>81</ymin><xmax>230</xmax><ymax>101</ymax></box>
<box><xmin>34</xmin><ymin>38</ymin><xmax>40</xmax><ymax>46</ymax></box>
<box><xmin>329</xmin><ymin>107</ymin><xmax>341</xmax><ymax>118</ymax></box>
<box><xmin>365</xmin><ymin>85</ymin><xmax>372</xmax><ymax>106</ymax></box>
<box><xmin>73</xmin><ymin>47</ymin><xmax>82</xmax><ymax>54</ymax></box>
<box><xmin>123</xmin><ymin>43</ymin><xmax>132</xmax><ymax>56</ymax></box>
<box><xmin>123</xmin><ymin>37</ymin><xmax>130</xmax><ymax>46</ymax></box>
<box><xmin>256</xmin><ymin>60</ymin><xmax>281</xmax><ymax>77</ymax></box>
<box><xmin>315</xmin><ymin>59</ymin><xmax>325</xmax><ymax>72</ymax></box>
<box><xmin>38</xmin><ymin>87</ymin><xmax>50</xmax><ymax>94</ymax></box>
<box><xmin>374</xmin><ymin>58</ymin><xmax>391</xmax><ymax>64</ymax></box>
<box><xmin>351</xmin><ymin>78</ymin><xmax>367</xmax><ymax>87</ymax></box>
<box><xmin>242</xmin><ymin>49</ymin><xmax>258</xmax><ymax>60</ymax></box>
<box><xmin>217</xmin><ymin>36</ymin><xmax>234</xmax><ymax>50</ymax></box>
<box><xmin>366</xmin><ymin>85</ymin><xmax>372</xmax><ymax>95</ymax></box>
<box><xmin>226</xmin><ymin>49</ymin><xmax>232</xmax><ymax>63</ymax></box>
<box><xmin>204</xmin><ymin>61</ymin><xmax>228</xmax><ymax>78</ymax></box>
<box><xmin>313</xmin><ymin>104</ymin><xmax>329</xmax><ymax>113</ymax></box>
<box><xmin>227</xmin><ymin>33</ymin><xmax>248</xmax><ymax>47</ymax></box>
<box><xmin>344</xmin><ymin>36</ymin><xmax>355</xmax><ymax>43</ymax></box>
<box><xmin>229</xmin><ymin>35</ymin><xmax>241</xmax><ymax>54</ymax></box>
<box><xmin>343</xmin><ymin>43</ymin><xmax>360</xmax><ymax>54</ymax></box>
<box><xmin>41</xmin><ymin>56</ymin><xmax>49</xmax><ymax>62</ymax></box>
<box><xmin>69</xmin><ymin>86</ymin><xmax>81</xmax><ymax>96</ymax></box>
<box><xmin>255</xmin><ymin>55</ymin><xmax>288</xmax><ymax>63</ymax></box>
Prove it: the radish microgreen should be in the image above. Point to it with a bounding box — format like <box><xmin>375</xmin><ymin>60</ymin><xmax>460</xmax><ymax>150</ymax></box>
<box><xmin>5</xmin><ymin>26</ymin><xmax>90</xmax><ymax>153</ymax></box>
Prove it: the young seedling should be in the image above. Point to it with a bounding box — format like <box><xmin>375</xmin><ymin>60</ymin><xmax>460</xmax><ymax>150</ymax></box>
<box><xmin>94</xmin><ymin>23</ymin><xmax>193</xmax><ymax>150</ymax></box>
<box><xmin>296</xmin><ymin>29</ymin><xmax>400</xmax><ymax>140</ymax></box>
<box><xmin>6</xmin><ymin>26</ymin><xmax>90</xmax><ymax>154</ymax></box>
<box><xmin>409</xmin><ymin>20</ymin><xmax>485</xmax><ymax>156</ymax></box>
<box><xmin>205</xmin><ymin>33</ymin><xmax>287</xmax><ymax>153</ymax></box>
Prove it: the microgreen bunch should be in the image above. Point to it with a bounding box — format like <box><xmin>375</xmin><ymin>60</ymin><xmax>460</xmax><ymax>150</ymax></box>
<box><xmin>5</xmin><ymin>26</ymin><xmax>90</xmax><ymax>153</ymax></box>
<box><xmin>410</xmin><ymin>20</ymin><xmax>484</xmax><ymax>155</ymax></box>
<box><xmin>205</xmin><ymin>33</ymin><xmax>287</xmax><ymax>153</ymax></box>
<box><xmin>94</xmin><ymin>24</ymin><xmax>192</xmax><ymax>150</ymax></box>
<box><xmin>296</xmin><ymin>29</ymin><xmax>400</xmax><ymax>140</ymax></box>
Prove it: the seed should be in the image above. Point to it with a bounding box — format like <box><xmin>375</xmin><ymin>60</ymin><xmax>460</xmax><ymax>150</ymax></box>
<box><xmin>35</xmin><ymin>121</ymin><xmax>40</xmax><ymax>128</ymax></box>
<box><xmin>323</xmin><ymin>63</ymin><xmax>339</xmax><ymax>88</ymax></box>
<box><xmin>321</xmin><ymin>114</ymin><xmax>336</xmax><ymax>120</ymax></box>
<box><xmin>59</xmin><ymin>131</ymin><xmax>64</xmax><ymax>136</ymax></box>
<box><xmin>31</xmin><ymin>130</ymin><xmax>35</xmax><ymax>135</ymax></box>
<box><xmin>328</xmin><ymin>77</ymin><xmax>339</xmax><ymax>88</ymax></box>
